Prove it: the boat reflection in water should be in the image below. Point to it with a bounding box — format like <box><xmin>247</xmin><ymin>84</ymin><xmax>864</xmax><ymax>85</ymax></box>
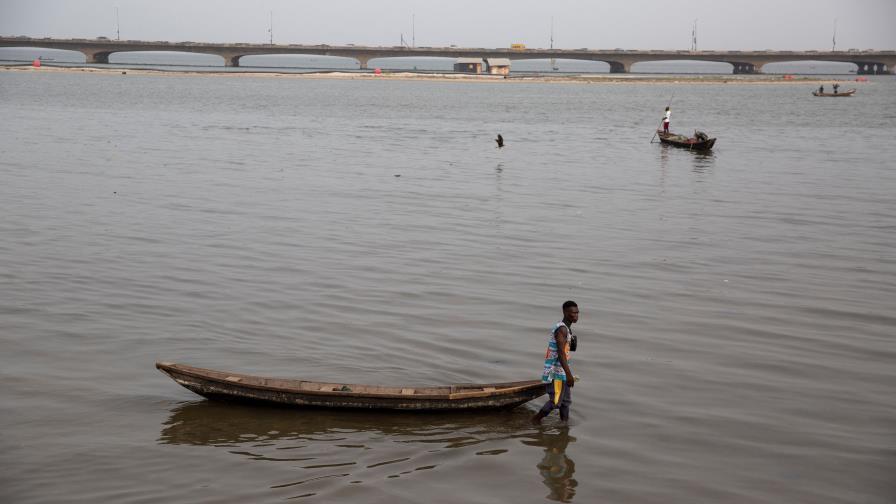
<box><xmin>689</xmin><ymin>149</ymin><xmax>716</xmax><ymax>174</ymax></box>
<box><xmin>523</xmin><ymin>427</ymin><xmax>577</xmax><ymax>503</ymax></box>
<box><xmin>159</xmin><ymin>400</ymin><xmax>536</xmax><ymax>448</ymax></box>
<box><xmin>657</xmin><ymin>140</ymin><xmax>716</xmax><ymax>181</ymax></box>
<box><xmin>159</xmin><ymin>400</ymin><xmax>577</xmax><ymax>500</ymax></box>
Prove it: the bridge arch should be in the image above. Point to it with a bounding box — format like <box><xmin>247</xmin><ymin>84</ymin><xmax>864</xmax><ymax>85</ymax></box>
<box><xmin>511</xmin><ymin>56</ymin><xmax>630</xmax><ymax>73</ymax></box>
<box><xmin>504</xmin><ymin>58</ymin><xmax>611</xmax><ymax>73</ymax></box>
<box><xmin>367</xmin><ymin>56</ymin><xmax>456</xmax><ymax>71</ymax></box>
<box><xmin>238</xmin><ymin>53</ymin><xmax>359</xmax><ymax>69</ymax></box>
<box><xmin>225</xmin><ymin>52</ymin><xmax>368</xmax><ymax>68</ymax></box>
<box><xmin>761</xmin><ymin>60</ymin><xmax>856</xmax><ymax>74</ymax></box>
<box><xmin>84</xmin><ymin>49</ymin><xmax>226</xmax><ymax>66</ymax></box>
<box><xmin>0</xmin><ymin>46</ymin><xmax>86</xmax><ymax>63</ymax></box>
<box><xmin>631</xmin><ymin>59</ymin><xmax>739</xmax><ymax>74</ymax></box>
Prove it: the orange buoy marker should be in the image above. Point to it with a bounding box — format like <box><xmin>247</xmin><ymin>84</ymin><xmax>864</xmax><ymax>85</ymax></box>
<box><xmin>32</xmin><ymin>58</ymin><xmax>41</xmax><ymax>68</ymax></box>
<box><xmin>374</xmin><ymin>67</ymin><xmax>382</xmax><ymax>75</ymax></box>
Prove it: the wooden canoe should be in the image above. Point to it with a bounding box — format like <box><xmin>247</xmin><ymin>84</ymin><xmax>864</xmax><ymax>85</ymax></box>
<box><xmin>656</xmin><ymin>130</ymin><xmax>717</xmax><ymax>151</ymax></box>
<box><xmin>812</xmin><ymin>88</ymin><xmax>856</xmax><ymax>97</ymax></box>
<box><xmin>156</xmin><ymin>362</ymin><xmax>546</xmax><ymax>411</ymax></box>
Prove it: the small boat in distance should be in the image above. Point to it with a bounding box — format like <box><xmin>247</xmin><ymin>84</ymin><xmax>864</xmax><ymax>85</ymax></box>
<box><xmin>812</xmin><ymin>88</ymin><xmax>856</xmax><ymax>97</ymax></box>
<box><xmin>156</xmin><ymin>362</ymin><xmax>546</xmax><ymax>411</ymax></box>
<box><xmin>656</xmin><ymin>130</ymin><xmax>716</xmax><ymax>151</ymax></box>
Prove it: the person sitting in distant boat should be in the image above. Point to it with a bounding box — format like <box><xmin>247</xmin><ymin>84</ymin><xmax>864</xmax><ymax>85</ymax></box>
<box><xmin>663</xmin><ymin>106</ymin><xmax>671</xmax><ymax>134</ymax></box>
<box><xmin>833</xmin><ymin>83</ymin><xmax>840</xmax><ymax>94</ymax></box>
<box><xmin>818</xmin><ymin>85</ymin><xmax>824</xmax><ymax>94</ymax></box>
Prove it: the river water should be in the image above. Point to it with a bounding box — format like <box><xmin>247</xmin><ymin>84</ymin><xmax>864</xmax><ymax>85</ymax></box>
<box><xmin>1</xmin><ymin>68</ymin><xmax>895</xmax><ymax>503</ymax></box>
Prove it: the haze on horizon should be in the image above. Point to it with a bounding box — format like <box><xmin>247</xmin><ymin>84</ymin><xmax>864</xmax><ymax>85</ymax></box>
<box><xmin>2</xmin><ymin>0</ymin><xmax>894</xmax><ymax>51</ymax></box>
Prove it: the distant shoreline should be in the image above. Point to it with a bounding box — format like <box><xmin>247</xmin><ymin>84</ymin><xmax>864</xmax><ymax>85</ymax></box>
<box><xmin>0</xmin><ymin>64</ymin><xmax>844</xmax><ymax>84</ymax></box>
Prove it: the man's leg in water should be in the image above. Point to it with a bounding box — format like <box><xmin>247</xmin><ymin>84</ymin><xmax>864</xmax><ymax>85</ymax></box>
<box><xmin>531</xmin><ymin>383</ymin><xmax>556</xmax><ymax>424</ymax></box>
<box><xmin>559</xmin><ymin>382</ymin><xmax>572</xmax><ymax>422</ymax></box>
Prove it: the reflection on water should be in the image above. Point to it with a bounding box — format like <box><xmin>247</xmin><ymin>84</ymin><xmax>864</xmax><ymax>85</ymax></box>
<box><xmin>159</xmin><ymin>401</ymin><xmax>578</xmax><ymax>498</ymax></box>
<box><xmin>690</xmin><ymin>150</ymin><xmax>716</xmax><ymax>174</ymax></box>
<box><xmin>159</xmin><ymin>400</ymin><xmax>536</xmax><ymax>448</ymax></box>
<box><xmin>658</xmin><ymin>143</ymin><xmax>670</xmax><ymax>187</ymax></box>
<box><xmin>655</xmin><ymin>143</ymin><xmax>716</xmax><ymax>176</ymax></box>
<box><xmin>524</xmin><ymin>427</ymin><xmax>578</xmax><ymax>503</ymax></box>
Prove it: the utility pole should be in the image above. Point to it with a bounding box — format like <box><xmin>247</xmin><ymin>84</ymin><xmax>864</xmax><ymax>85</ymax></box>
<box><xmin>268</xmin><ymin>11</ymin><xmax>273</xmax><ymax>45</ymax></box>
<box><xmin>832</xmin><ymin>18</ymin><xmax>837</xmax><ymax>51</ymax></box>
<box><xmin>412</xmin><ymin>14</ymin><xmax>415</xmax><ymax>48</ymax></box>
<box><xmin>550</xmin><ymin>17</ymin><xmax>558</xmax><ymax>71</ymax></box>
<box><xmin>691</xmin><ymin>19</ymin><xmax>697</xmax><ymax>52</ymax></box>
<box><xmin>115</xmin><ymin>7</ymin><xmax>120</xmax><ymax>41</ymax></box>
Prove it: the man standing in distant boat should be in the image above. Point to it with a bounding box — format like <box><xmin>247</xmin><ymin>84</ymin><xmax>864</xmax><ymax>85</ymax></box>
<box><xmin>532</xmin><ymin>301</ymin><xmax>578</xmax><ymax>425</ymax></box>
<box><xmin>833</xmin><ymin>83</ymin><xmax>840</xmax><ymax>94</ymax></box>
<box><xmin>663</xmin><ymin>106</ymin><xmax>671</xmax><ymax>134</ymax></box>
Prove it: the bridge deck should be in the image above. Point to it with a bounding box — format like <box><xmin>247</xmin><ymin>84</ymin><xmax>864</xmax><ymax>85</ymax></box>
<box><xmin>2</xmin><ymin>37</ymin><xmax>893</xmax><ymax>74</ymax></box>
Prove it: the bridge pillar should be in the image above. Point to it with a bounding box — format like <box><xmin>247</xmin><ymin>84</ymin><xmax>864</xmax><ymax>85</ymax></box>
<box><xmin>84</xmin><ymin>51</ymin><xmax>111</xmax><ymax>64</ymax></box>
<box><xmin>607</xmin><ymin>61</ymin><xmax>630</xmax><ymax>73</ymax></box>
<box><xmin>729</xmin><ymin>62</ymin><xmax>757</xmax><ymax>74</ymax></box>
<box><xmin>855</xmin><ymin>61</ymin><xmax>887</xmax><ymax>75</ymax></box>
<box><xmin>220</xmin><ymin>53</ymin><xmax>241</xmax><ymax>67</ymax></box>
<box><xmin>356</xmin><ymin>55</ymin><xmax>370</xmax><ymax>70</ymax></box>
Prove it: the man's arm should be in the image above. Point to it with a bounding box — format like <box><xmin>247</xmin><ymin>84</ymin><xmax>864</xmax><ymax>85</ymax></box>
<box><xmin>555</xmin><ymin>326</ymin><xmax>574</xmax><ymax>388</ymax></box>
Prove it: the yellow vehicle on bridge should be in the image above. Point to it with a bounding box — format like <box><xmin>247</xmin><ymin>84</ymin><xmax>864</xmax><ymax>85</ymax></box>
<box><xmin>510</xmin><ymin>43</ymin><xmax>526</xmax><ymax>50</ymax></box>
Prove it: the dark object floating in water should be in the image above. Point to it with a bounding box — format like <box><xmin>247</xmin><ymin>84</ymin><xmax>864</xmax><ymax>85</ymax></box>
<box><xmin>812</xmin><ymin>88</ymin><xmax>856</xmax><ymax>97</ymax></box>
<box><xmin>656</xmin><ymin>130</ymin><xmax>716</xmax><ymax>151</ymax></box>
<box><xmin>156</xmin><ymin>361</ymin><xmax>546</xmax><ymax>411</ymax></box>
<box><xmin>495</xmin><ymin>134</ymin><xmax>504</xmax><ymax>148</ymax></box>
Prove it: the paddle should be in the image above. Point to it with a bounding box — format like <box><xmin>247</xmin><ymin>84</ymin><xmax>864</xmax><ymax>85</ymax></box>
<box><xmin>650</xmin><ymin>93</ymin><xmax>674</xmax><ymax>143</ymax></box>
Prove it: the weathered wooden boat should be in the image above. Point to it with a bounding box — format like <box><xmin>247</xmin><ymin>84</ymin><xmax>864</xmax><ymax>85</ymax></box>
<box><xmin>812</xmin><ymin>88</ymin><xmax>856</xmax><ymax>97</ymax></box>
<box><xmin>656</xmin><ymin>130</ymin><xmax>717</xmax><ymax>151</ymax></box>
<box><xmin>156</xmin><ymin>362</ymin><xmax>546</xmax><ymax>411</ymax></box>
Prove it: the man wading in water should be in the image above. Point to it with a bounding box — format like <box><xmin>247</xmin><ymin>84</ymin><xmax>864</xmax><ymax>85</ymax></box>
<box><xmin>532</xmin><ymin>301</ymin><xmax>578</xmax><ymax>425</ymax></box>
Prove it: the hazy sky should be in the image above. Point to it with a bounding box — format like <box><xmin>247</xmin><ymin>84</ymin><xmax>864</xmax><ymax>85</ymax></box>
<box><xmin>2</xmin><ymin>0</ymin><xmax>894</xmax><ymax>51</ymax></box>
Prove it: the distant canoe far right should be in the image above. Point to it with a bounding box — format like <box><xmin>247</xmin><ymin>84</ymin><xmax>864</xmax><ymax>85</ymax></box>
<box><xmin>812</xmin><ymin>88</ymin><xmax>857</xmax><ymax>97</ymax></box>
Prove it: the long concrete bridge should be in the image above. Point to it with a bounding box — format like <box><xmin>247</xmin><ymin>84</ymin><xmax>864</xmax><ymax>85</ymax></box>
<box><xmin>2</xmin><ymin>36</ymin><xmax>894</xmax><ymax>74</ymax></box>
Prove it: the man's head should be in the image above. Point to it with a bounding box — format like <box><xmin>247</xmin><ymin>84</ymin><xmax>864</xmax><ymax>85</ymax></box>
<box><xmin>562</xmin><ymin>300</ymin><xmax>579</xmax><ymax>324</ymax></box>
